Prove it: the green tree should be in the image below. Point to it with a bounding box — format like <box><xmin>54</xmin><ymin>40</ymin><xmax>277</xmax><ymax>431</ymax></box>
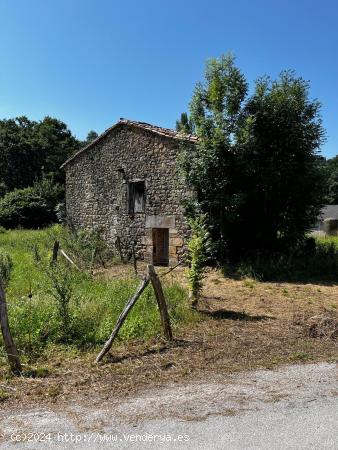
<box><xmin>0</xmin><ymin>117</ymin><xmax>40</xmax><ymax>192</ymax></box>
<box><xmin>182</xmin><ymin>54</ymin><xmax>248</xmax><ymax>260</ymax></box>
<box><xmin>181</xmin><ymin>55</ymin><xmax>325</xmax><ymax>261</ymax></box>
<box><xmin>239</xmin><ymin>72</ymin><xmax>325</xmax><ymax>255</ymax></box>
<box><xmin>187</xmin><ymin>214</ymin><xmax>211</xmax><ymax>307</ymax></box>
<box><xmin>176</xmin><ymin>112</ymin><xmax>194</xmax><ymax>134</ymax></box>
<box><xmin>324</xmin><ymin>155</ymin><xmax>338</xmax><ymax>204</ymax></box>
<box><xmin>0</xmin><ymin>116</ymin><xmax>80</xmax><ymax>193</ymax></box>
<box><xmin>0</xmin><ymin>178</ymin><xmax>64</xmax><ymax>228</ymax></box>
<box><xmin>85</xmin><ymin>130</ymin><xmax>99</xmax><ymax>144</ymax></box>
<box><xmin>35</xmin><ymin>116</ymin><xmax>80</xmax><ymax>182</ymax></box>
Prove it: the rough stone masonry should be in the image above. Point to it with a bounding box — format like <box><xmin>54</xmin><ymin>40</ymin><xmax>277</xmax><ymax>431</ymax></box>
<box><xmin>61</xmin><ymin>119</ymin><xmax>197</xmax><ymax>266</ymax></box>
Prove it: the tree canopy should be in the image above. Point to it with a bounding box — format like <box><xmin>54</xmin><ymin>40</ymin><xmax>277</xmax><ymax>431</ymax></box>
<box><xmin>85</xmin><ymin>130</ymin><xmax>99</xmax><ymax>145</ymax></box>
<box><xmin>176</xmin><ymin>112</ymin><xmax>194</xmax><ymax>134</ymax></box>
<box><xmin>0</xmin><ymin>116</ymin><xmax>80</xmax><ymax>194</ymax></box>
<box><xmin>181</xmin><ymin>54</ymin><xmax>326</xmax><ymax>261</ymax></box>
<box><xmin>323</xmin><ymin>156</ymin><xmax>338</xmax><ymax>204</ymax></box>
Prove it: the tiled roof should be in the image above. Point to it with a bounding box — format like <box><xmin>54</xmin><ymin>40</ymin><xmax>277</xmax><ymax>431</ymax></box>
<box><xmin>60</xmin><ymin>118</ymin><xmax>197</xmax><ymax>169</ymax></box>
<box><xmin>118</xmin><ymin>118</ymin><xmax>197</xmax><ymax>142</ymax></box>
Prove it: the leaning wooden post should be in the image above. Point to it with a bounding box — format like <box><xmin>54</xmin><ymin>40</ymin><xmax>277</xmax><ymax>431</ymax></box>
<box><xmin>0</xmin><ymin>281</ymin><xmax>22</xmax><ymax>375</ymax></box>
<box><xmin>147</xmin><ymin>264</ymin><xmax>173</xmax><ymax>341</ymax></box>
<box><xmin>96</xmin><ymin>276</ymin><xmax>150</xmax><ymax>363</ymax></box>
<box><xmin>59</xmin><ymin>248</ymin><xmax>81</xmax><ymax>271</ymax></box>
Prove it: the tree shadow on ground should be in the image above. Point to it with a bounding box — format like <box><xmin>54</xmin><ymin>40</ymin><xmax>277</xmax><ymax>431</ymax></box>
<box><xmin>198</xmin><ymin>308</ymin><xmax>274</xmax><ymax>322</ymax></box>
<box><xmin>105</xmin><ymin>339</ymin><xmax>198</xmax><ymax>364</ymax></box>
<box><xmin>222</xmin><ymin>270</ymin><xmax>338</xmax><ymax>286</ymax></box>
<box><xmin>222</xmin><ymin>262</ymin><xmax>338</xmax><ymax>286</ymax></box>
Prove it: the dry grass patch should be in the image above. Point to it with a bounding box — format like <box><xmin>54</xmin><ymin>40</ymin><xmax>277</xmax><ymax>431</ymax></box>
<box><xmin>294</xmin><ymin>309</ymin><xmax>338</xmax><ymax>340</ymax></box>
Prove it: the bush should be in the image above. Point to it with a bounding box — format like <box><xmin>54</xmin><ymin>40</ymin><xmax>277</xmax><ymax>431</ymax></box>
<box><xmin>187</xmin><ymin>214</ymin><xmax>211</xmax><ymax>306</ymax></box>
<box><xmin>44</xmin><ymin>262</ymin><xmax>77</xmax><ymax>342</ymax></box>
<box><xmin>0</xmin><ymin>250</ymin><xmax>13</xmax><ymax>287</ymax></box>
<box><xmin>49</xmin><ymin>226</ymin><xmax>114</xmax><ymax>270</ymax></box>
<box><xmin>54</xmin><ymin>202</ymin><xmax>66</xmax><ymax>223</ymax></box>
<box><xmin>0</xmin><ymin>179</ymin><xmax>63</xmax><ymax>229</ymax></box>
<box><xmin>224</xmin><ymin>236</ymin><xmax>338</xmax><ymax>281</ymax></box>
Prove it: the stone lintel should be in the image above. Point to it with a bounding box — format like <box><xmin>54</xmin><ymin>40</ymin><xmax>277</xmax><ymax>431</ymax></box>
<box><xmin>145</xmin><ymin>215</ymin><xmax>175</xmax><ymax>229</ymax></box>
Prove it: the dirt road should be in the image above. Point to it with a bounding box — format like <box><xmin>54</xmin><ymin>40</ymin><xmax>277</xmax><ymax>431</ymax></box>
<box><xmin>0</xmin><ymin>362</ymin><xmax>337</xmax><ymax>449</ymax></box>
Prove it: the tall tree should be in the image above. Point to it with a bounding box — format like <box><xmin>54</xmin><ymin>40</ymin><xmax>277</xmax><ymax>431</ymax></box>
<box><xmin>238</xmin><ymin>72</ymin><xmax>325</xmax><ymax>255</ymax></box>
<box><xmin>182</xmin><ymin>54</ymin><xmax>248</xmax><ymax>260</ymax></box>
<box><xmin>181</xmin><ymin>55</ymin><xmax>325</xmax><ymax>260</ymax></box>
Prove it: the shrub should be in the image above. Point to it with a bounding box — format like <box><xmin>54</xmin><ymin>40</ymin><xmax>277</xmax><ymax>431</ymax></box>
<box><xmin>44</xmin><ymin>262</ymin><xmax>77</xmax><ymax>342</ymax></box>
<box><xmin>51</xmin><ymin>226</ymin><xmax>114</xmax><ymax>270</ymax></box>
<box><xmin>0</xmin><ymin>250</ymin><xmax>13</xmax><ymax>287</ymax></box>
<box><xmin>54</xmin><ymin>202</ymin><xmax>66</xmax><ymax>223</ymax></box>
<box><xmin>224</xmin><ymin>236</ymin><xmax>338</xmax><ymax>281</ymax></box>
<box><xmin>187</xmin><ymin>214</ymin><xmax>211</xmax><ymax>306</ymax></box>
<box><xmin>0</xmin><ymin>179</ymin><xmax>63</xmax><ymax>229</ymax></box>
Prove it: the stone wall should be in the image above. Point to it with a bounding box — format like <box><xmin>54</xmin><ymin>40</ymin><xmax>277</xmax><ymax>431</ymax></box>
<box><xmin>65</xmin><ymin>124</ymin><xmax>193</xmax><ymax>265</ymax></box>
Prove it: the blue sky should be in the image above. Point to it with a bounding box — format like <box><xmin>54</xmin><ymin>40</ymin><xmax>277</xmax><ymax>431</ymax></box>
<box><xmin>0</xmin><ymin>0</ymin><xmax>337</xmax><ymax>157</ymax></box>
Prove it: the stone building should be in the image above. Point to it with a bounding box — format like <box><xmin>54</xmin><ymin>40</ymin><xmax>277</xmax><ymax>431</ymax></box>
<box><xmin>61</xmin><ymin>119</ymin><xmax>197</xmax><ymax>266</ymax></box>
<box><xmin>312</xmin><ymin>204</ymin><xmax>338</xmax><ymax>236</ymax></box>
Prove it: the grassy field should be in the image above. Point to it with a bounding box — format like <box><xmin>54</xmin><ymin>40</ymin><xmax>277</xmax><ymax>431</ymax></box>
<box><xmin>315</xmin><ymin>234</ymin><xmax>338</xmax><ymax>249</ymax></box>
<box><xmin>0</xmin><ymin>228</ymin><xmax>337</xmax><ymax>409</ymax></box>
<box><xmin>0</xmin><ymin>227</ymin><xmax>198</xmax><ymax>362</ymax></box>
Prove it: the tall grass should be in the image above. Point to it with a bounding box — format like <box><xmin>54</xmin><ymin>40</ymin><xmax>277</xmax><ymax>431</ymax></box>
<box><xmin>0</xmin><ymin>227</ymin><xmax>198</xmax><ymax>359</ymax></box>
<box><xmin>315</xmin><ymin>234</ymin><xmax>338</xmax><ymax>249</ymax></box>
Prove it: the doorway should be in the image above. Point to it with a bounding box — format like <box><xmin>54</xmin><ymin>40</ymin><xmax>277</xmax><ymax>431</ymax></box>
<box><xmin>152</xmin><ymin>228</ymin><xmax>169</xmax><ymax>266</ymax></box>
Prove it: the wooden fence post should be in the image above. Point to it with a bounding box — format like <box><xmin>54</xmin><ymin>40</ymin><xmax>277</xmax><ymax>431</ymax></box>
<box><xmin>51</xmin><ymin>240</ymin><xmax>59</xmax><ymax>264</ymax></box>
<box><xmin>96</xmin><ymin>276</ymin><xmax>150</xmax><ymax>363</ymax></box>
<box><xmin>147</xmin><ymin>264</ymin><xmax>173</xmax><ymax>341</ymax></box>
<box><xmin>115</xmin><ymin>236</ymin><xmax>124</xmax><ymax>263</ymax></box>
<box><xmin>0</xmin><ymin>282</ymin><xmax>22</xmax><ymax>375</ymax></box>
<box><xmin>132</xmin><ymin>241</ymin><xmax>138</xmax><ymax>275</ymax></box>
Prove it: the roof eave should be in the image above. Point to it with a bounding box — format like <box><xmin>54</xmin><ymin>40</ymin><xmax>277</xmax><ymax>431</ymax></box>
<box><xmin>60</xmin><ymin>120</ymin><xmax>197</xmax><ymax>170</ymax></box>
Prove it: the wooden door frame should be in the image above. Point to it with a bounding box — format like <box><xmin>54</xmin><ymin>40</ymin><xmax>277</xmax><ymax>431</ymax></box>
<box><xmin>152</xmin><ymin>228</ymin><xmax>169</xmax><ymax>266</ymax></box>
